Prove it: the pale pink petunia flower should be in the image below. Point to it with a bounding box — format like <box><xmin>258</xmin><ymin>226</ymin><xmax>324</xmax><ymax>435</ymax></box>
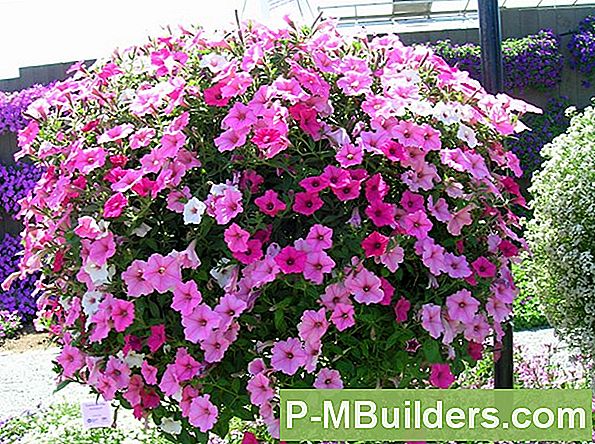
<box><xmin>303</xmin><ymin>250</ymin><xmax>335</xmax><ymax>284</ymax></box>
<box><xmin>421</xmin><ymin>303</ymin><xmax>444</xmax><ymax>339</ymax></box>
<box><xmin>330</xmin><ymin>303</ymin><xmax>355</xmax><ymax>331</ymax></box>
<box><xmin>144</xmin><ymin>253</ymin><xmax>182</xmax><ymax>293</ymax></box>
<box><xmin>182</xmin><ymin>304</ymin><xmax>221</xmax><ymax>343</ymax></box>
<box><xmin>445</xmin><ymin>289</ymin><xmax>479</xmax><ymax>324</ymax></box>
<box><xmin>271</xmin><ymin>338</ymin><xmax>307</xmax><ymax>375</ymax></box>
<box><xmin>172</xmin><ymin>281</ymin><xmax>203</xmax><ymax>316</ymax></box>
<box><xmin>314</xmin><ymin>368</ymin><xmax>344</xmax><ymax>389</ymax></box>
<box><xmin>247</xmin><ymin>372</ymin><xmax>275</xmax><ymax>406</ymax></box>
<box><xmin>122</xmin><ymin>260</ymin><xmax>153</xmax><ymax>297</ymax></box>
<box><xmin>188</xmin><ymin>394</ymin><xmax>219</xmax><ymax>432</ymax></box>
<box><xmin>298</xmin><ymin>308</ymin><xmax>329</xmax><ymax>344</ymax></box>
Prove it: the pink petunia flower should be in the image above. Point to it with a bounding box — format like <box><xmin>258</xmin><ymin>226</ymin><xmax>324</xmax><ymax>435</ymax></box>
<box><xmin>173</xmin><ymin>347</ymin><xmax>202</xmax><ymax>381</ymax></box>
<box><xmin>346</xmin><ymin>268</ymin><xmax>384</xmax><ymax>304</ymax></box>
<box><xmin>122</xmin><ymin>260</ymin><xmax>153</xmax><ymax>297</ymax></box>
<box><xmin>401</xmin><ymin>210</ymin><xmax>433</xmax><ymax>239</ymax></box>
<box><xmin>330</xmin><ymin>303</ymin><xmax>355</xmax><ymax>331</ymax></box>
<box><xmin>464</xmin><ymin>314</ymin><xmax>490</xmax><ymax>343</ymax></box>
<box><xmin>299</xmin><ymin>175</ymin><xmax>330</xmax><ymax>193</ymax></box>
<box><xmin>232</xmin><ymin>239</ymin><xmax>263</xmax><ymax>265</ymax></box>
<box><xmin>305</xmin><ymin>224</ymin><xmax>333</xmax><ymax>251</ymax></box>
<box><xmin>111</xmin><ymin>299</ymin><xmax>135</xmax><ymax>332</ymax></box>
<box><xmin>56</xmin><ymin>344</ymin><xmax>85</xmax><ymax>378</ymax></box>
<box><xmin>141</xmin><ymin>361</ymin><xmax>158</xmax><ymax>385</ymax></box>
<box><xmin>247</xmin><ymin>372</ymin><xmax>275</xmax><ymax>406</ymax></box>
<box><xmin>105</xmin><ymin>356</ymin><xmax>131</xmax><ymax>389</ymax></box>
<box><xmin>298</xmin><ymin>308</ymin><xmax>329</xmax><ymax>344</ymax></box>
<box><xmin>144</xmin><ymin>253</ymin><xmax>182</xmax><ymax>293</ymax></box>
<box><xmin>182</xmin><ymin>304</ymin><xmax>221</xmax><ymax>343</ymax></box>
<box><xmin>103</xmin><ymin>192</ymin><xmax>128</xmax><ymax>218</ymax></box>
<box><xmin>314</xmin><ymin>368</ymin><xmax>344</xmax><ymax>389</ymax></box>
<box><xmin>443</xmin><ymin>253</ymin><xmax>472</xmax><ymax>279</ymax></box>
<box><xmin>188</xmin><ymin>394</ymin><xmax>219</xmax><ymax>432</ymax></box>
<box><xmin>172</xmin><ymin>281</ymin><xmax>203</xmax><ymax>316</ymax></box>
<box><xmin>303</xmin><ymin>250</ymin><xmax>335</xmax><ymax>284</ymax></box>
<box><xmin>271</xmin><ymin>338</ymin><xmax>307</xmax><ymax>375</ymax></box>
<box><xmin>224</xmin><ymin>223</ymin><xmax>251</xmax><ymax>253</ymax></box>
<box><xmin>214</xmin><ymin>294</ymin><xmax>247</xmax><ymax>328</ymax></box>
<box><xmin>200</xmin><ymin>331</ymin><xmax>231</xmax><ymax>363</ymax></box>
<box><xmin>445</xmin><ymin>289</ymin><xmax>479</xmax><ymax>324</ymax></box>
<box><xmin>400</xmin><ymin>190</ymin><xmax>425</xmax><ymax>213</ymax></box>
<box><xmin>421</xmin><ymin>303</ymin><xmax>444</xmax><ymax>339</ymax></box>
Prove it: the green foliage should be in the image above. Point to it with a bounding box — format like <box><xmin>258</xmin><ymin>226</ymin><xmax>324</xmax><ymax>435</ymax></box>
<box><xmin>512</xmin><ymin>261</ymin><xmax>549</xmax><ymax>331</ymax></box>
<box><xmin>526</xmin><ymin>103</ymin><xmax>595</xmax><ymax>361</ymax></box>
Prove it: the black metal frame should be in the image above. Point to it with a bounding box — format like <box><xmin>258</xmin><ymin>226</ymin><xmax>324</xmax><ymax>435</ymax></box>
<box><xmin>478</xmin><ymin>0</ymin><xmax>514</xmax><ymax>389</ymax></box>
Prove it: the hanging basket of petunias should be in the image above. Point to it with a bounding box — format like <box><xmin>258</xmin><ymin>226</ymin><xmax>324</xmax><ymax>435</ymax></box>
<box><xmin>4</xmin><ymin>18</ymin><xmax>535</xmax><ymax>442</ymax></box>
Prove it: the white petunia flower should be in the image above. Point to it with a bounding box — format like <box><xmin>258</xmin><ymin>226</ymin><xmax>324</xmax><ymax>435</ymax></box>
<box><xmin>82</xmin><ymin>290</ymin><xmax>104</xmax><ymax>317</ymax></box>
<box><xmin>183</xmin><ymin>197</ymin><xmax>207</xmax><ymax>225</ymax></box>
<box><xmin>457</xmin><ymin>123</ymin><xmax>478</xmax><ymax>148</ymax></box>
<box><xmin>159</xmin><ymin>417</ymin><xmax>182</xmax><ymax>435</ymax></box>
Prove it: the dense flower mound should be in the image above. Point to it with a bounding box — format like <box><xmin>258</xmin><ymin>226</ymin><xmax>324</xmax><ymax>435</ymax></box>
<box><xmin>506</xmin><ymin>96</ymin><xmax>571</xmax><ymax>177</ymax></box>
<box><xmin>0</xmin><ymin>233</ymin><xmax>39</xmax><ymax>320</ymax></box>
<box><xmin>0</xmin><ymin>84</ymin><xmax>48</xmax><ymax>135</ymax></box>
<box><xmin>0</xmin><ymin>161</ymin><xmax>42</xmax><ymax>217</ymax></box>
<box><xmin>568</xmin><ymin>15</ymin><xmax>595</xmax><ymax>87</ymax></box>
<box><xmin>433</xmin><ymin>30</ymin><xmax>563</xmax><ymax>91</ymax></box>
<box><xmin>527</xmin><ymin>104</ymin><xmax>595</xmax><ymax>362</ymax></box>
<box><xmin>6</xmin><ymin>20</ymin><xmax>534</xmax><ymax>441</ymax></box>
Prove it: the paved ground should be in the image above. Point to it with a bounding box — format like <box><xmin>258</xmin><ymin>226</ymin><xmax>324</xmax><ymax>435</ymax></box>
<box><xmin>0</xmin><ymin>327</ymin><xmax>574</xmax><ymax>421</ymax></box>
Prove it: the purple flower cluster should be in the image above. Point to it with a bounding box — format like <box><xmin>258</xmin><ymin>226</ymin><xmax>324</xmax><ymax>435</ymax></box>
<box><xmin>433</xmin><ymin>30</ymin><xmax>563</xmax><ymax>91</ymax></box>
<box><xmin>0</xmin><ymin>233</ymin><xmax>39</xmax><ymax>320</ymax></box>
<box><xmin>0</xmin><ymin>162</ymin><xmax>42</xmax><ymax>217</ymax></box>
<box><xmin>568</xmin><ymin>15</ymin><xmax>595</xmax><ymax>87</ymax></box>
<box><xmin>0</xmin><ymin>84</ymin><xmax>48</xmax><ymax>135</ymax></box>
<box><xmin>506</xmin><ymin>97</ymin><xmax>571</xmax><ymax>177</ymax></box>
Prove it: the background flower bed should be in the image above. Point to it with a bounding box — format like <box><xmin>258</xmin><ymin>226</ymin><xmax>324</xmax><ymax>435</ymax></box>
<box><xmin>0</xmin><ymin>161</ymin><xmax>42</xmax><ymax>217</ymax></box>
<box><xmin>0</xmin><ymin>233</ymin><xmax>39</xmax><ymax>321</ymax></box>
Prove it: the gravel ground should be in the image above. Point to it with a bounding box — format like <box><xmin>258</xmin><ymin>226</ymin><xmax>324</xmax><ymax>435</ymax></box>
<box><xmin>0</xmin><ymin>327</ymin><xmax>573</xmax><ymax>422</ymax></box>
<box><xmin>0</xmin><ymin>346</ymin><xmax>91</xmax><ymax>421</ymax></box>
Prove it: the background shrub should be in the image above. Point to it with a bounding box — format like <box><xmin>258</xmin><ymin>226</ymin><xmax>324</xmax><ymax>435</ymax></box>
<box><xmin>526</xmin><ymin>103</ymin><xmax>595</xmax><ymax>361</ymax></box>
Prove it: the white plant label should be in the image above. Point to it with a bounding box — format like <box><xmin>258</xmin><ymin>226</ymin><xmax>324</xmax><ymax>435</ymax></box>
<box><xmin>80</xmin><ymin>400</ymin><xmax>112</xmax><ymax>429</ymax></box>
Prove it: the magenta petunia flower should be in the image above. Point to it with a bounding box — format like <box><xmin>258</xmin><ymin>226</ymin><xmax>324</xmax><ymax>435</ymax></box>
<box><xmin>254</xmin><ymin>190</ymin><xmax>286</xmax><ymax>217</ymax></box>
<box><xmin>293</xmin><ymin>191</ymin><xmax>324</xmax><ymax>216</ymax></box>
<box><xmin>472</xmin><ymin>256</ymin><xmax>497</xmax><ymax>278</ymax></box>
<box><xmin>111</xmin><ymin>299</ymin><xmax>135</xmax><ymax>332</ymax></box>
<box><xmin>361</xmin><ymin>231</ymin><xmax>389</xmax><ymax>258</ymax></box>
<box><xmin>103</xmin><ymin>192</ymin><xmax>128</xmax><ymax>218</ymax></box>
<box><xmin>275</xmin><ymin>246</ymin><xmax>307</xmax><ymax>274</ymax></box>
<box><xmin>429</xmin><ymin>363</ymin><xmax>455</xmax><ymax>389</ymax></box>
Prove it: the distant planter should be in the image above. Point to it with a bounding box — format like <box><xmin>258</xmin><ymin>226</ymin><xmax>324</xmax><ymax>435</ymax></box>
<box><xmin>0</xmin><ymin>161</ymin><xmax>42</xmax><ymax>217</ymax></box>
<box><xmin>7</xmin><ymin>19</ymin><xmax>533</xmax><ymax>442</ymax></box>
<box><xmin>432</xmin><ymin>29</ymin><xmax>563</xmax><ymax>91</ymax></box>
<box><xmin>0</xmin><ymin>84</ymin><xmax>48</xmax><ymax>135</ymax></box>
<box><xmin>568</xmin><ymin>15</ymin><xmax>595</xmax><ymax>87</ymax></box>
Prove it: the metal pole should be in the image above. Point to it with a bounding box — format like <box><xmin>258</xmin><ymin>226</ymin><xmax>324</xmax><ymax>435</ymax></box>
<box><xmin>478</xmin><ymin>0</ymin><xmax>513</xmax><ymax>389</ymax></box>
